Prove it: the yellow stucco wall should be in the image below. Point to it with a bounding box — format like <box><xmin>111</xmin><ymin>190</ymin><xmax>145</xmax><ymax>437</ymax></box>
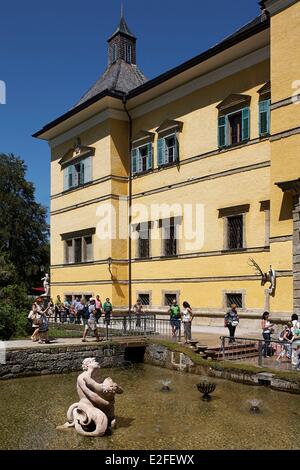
<box><xmin>270</xmin><ymin>1</ymin><xmax>300</xmax><ymax>103</ymax></box>
<box><xmin>268</xmin><ymin>1</ymin><xmax>300</xmax><ymax>313</ymax></box>
<box><xmin>48</xmin><ymin>4</ymin><xmax>298</xmax><ymax>314</ymax></box>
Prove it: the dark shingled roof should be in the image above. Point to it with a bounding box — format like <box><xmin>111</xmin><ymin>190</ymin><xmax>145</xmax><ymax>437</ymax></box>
<box><xmin>109</xmin><ymin>16</ymin><xmax>136</xmax><ymax>41</ymax></box>
<box><xmin>75</xmin><ymin>60</ymin><xmax>147</xmax><ymax>106</ymax></box>
<box><xmin>214</xmin><ymin>15</ymin><xmax>266</xmax><ymax>46</ymax></box>
<box><xmin>34</xmin><ymin>13</ymin><xmax>270</xmax><ymax>138</ymax></box>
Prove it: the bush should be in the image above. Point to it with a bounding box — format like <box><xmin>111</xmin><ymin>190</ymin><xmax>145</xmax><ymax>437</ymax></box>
<box><xmin>0</xmin><ymin>285</ymin><xmax>31</xmax><ymax>340</ymax></box>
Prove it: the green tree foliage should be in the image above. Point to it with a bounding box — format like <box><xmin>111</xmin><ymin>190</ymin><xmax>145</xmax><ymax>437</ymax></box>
<box><xmin>0</xmin><ymin>153</ymin><xmax>49</xmax><ymax>287</ymax></box>
<box><xmin>0</xmin><ymin>154</ymin><xmax>49</xmax><ymax>339</ymax></box>
<box><xmin>0</xmin><ymin>285</ymin><xmax>31</xmax><ymax>340</ymax></box>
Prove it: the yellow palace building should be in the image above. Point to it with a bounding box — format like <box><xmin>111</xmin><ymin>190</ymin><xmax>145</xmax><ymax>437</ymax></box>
<box><xmin>34</xmin><ymin>0</ymin><xmax>300</xmax><ymax>320</ymax></box>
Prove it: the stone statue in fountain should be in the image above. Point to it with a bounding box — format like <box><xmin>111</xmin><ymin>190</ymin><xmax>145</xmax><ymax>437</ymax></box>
<box><xmin>57</xmin><ymin>358</ymin><xmax>124</xmax><ymax>437</ymax></box>
<box><xmin>41</xmin><ymin>273</ymin><xmax>50</xmax><ymax>297</ymax></box>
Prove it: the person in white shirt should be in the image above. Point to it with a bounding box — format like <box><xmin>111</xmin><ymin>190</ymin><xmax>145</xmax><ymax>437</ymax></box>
<box><xmin>181</xmin><ymin>301</ymin><xmax>194</xmax><ymax>344</ymax></box>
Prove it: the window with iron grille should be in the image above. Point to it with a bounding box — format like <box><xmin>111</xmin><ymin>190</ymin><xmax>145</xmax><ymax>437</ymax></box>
<box><xmin>137</xmin><ymin>225</ymin><xmax>150</xmax><ymax>259</ymax></box>
<box><xmin>227</xmin><ymin>215</ymin><xmax>243</xmax><ymax>250</ymax></box>
<box><xmin>226</xmin><ymin>293</ymin><xmax>243</xmax><ymax>309</ymax></box>
<box><xmin>164</xmin><ymin>293</ymin><xmax>177</xmax><ymax>306</ymax></box>
<box><xmin>163</xmin><ymin>219</ymin><xmax>177</xmax><ymax>256</ymax></box>
<box><xmin>138</xmin><ymin>294</ymin><xmax>150</xmax><ymax>306</ymax></box>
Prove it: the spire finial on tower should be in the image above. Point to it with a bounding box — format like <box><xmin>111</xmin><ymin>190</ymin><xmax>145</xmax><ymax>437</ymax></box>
<box><xmin>121</xmin><ymin>1</ymin><xmax>124</xmax><ymax>19</ymax></box>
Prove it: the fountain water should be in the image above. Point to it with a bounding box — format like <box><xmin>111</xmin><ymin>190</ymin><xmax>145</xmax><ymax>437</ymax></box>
<box><xmin>159</xmin><ymin>379</ymin><xmax>171</xmax><ymax>392</ymax></box>
<box><xmin>248</xmin><ymin>399</ymin><xmax>262</xmax><ymax>414</ymax></box>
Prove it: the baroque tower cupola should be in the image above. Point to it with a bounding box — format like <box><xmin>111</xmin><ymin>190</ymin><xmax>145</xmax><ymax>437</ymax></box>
<box><xmin>75</xmin><ymin>7</ymin><xmax>146</xmax><ymax>107</ymax></box>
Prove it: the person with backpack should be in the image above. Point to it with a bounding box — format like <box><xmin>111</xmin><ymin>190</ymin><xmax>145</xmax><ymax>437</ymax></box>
<box><xmin>82</xmin><ymin>302</ymin><xmax>102</xmax><ymax>343</ymax></box>
<box><xmin>35</xmin><ymin>298</ymin><xmax>51</xmax><ymax>344</ymax></box>
<box><xmin>276</xmin><ymin>323</ymin><xmax>293</xmax><ymax>362</ymax></box>
<box><xmin>224</xmin><ymin>304</ymin><xmax>239</xmax><ymax>343</ymax></box>
<box><xmin>103</xmin><ymin>298</ymin><xmax>113</xmax><ymax>326</ymax></box>
<box><xmin>81</xmin><ymin>300</ymin><xmax>90</xmax><ymax>330</ymax></box>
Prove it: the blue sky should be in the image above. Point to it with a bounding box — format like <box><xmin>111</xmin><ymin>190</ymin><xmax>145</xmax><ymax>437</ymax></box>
<box><xmin>0</xmin><ymin>0</ymin><xmax>260</xmax><ymax>213</ymax></box>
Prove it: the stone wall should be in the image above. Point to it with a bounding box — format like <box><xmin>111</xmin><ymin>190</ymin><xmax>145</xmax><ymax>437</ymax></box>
<box><xmin>0</xmin><ymin>343</ymin><xmax>126</xmax><ymax>380</ymax></box>
<box><xmin>144</xmin><ymin>343</ymin><xmax>300</xmax><ymax>394</ymax></box>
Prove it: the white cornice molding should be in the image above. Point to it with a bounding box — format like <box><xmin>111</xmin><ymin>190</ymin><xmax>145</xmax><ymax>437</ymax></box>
<box><xmin>262</xmin><ymin>0</ymin><xmax>298</xmax><ymax>16</ymax></box>
<box><xmin>129</xmin><ymin>46</ymin><xmax>270</xmax><ymax>119</ymax></box>
<box><xmin>49</xmin><ymin>108</ymin><xmax>128</xmax><ymax>148</ymax></box>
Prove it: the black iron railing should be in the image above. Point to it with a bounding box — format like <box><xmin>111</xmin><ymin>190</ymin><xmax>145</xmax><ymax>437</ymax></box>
<box><xmin>220</xmin><ymin>335</ymin><xmax>300</xmax><ymax>371</ymax></box>
<box><xmin>46</xmin><ymin>313</ymin><xmax>182</xmax><ymax>342</ymax></box>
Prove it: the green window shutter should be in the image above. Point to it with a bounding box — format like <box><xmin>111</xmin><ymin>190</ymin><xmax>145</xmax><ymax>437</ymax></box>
<box><xmin>131</xmin><ymin>148</ymin><xmax>138</xmax><ymax>174</ymax></box>
<box><xmin>146</xmin><ymin>143</ymin><xmax>153</xmax><ymax>171</ymax></box>
<box><xmin>174</xmin><ymin>133</ymin><xmax>179</xmax><ymax>161</ymax></box>
<box><xmin>218</xmin><ymin>116</ymin><xmax>226</xmax><ymax>147</ymax></box>
<box><xmin>63</xmin><ymin>168</ymin><xmax>69</xmax><ymax>191</ymax></box>
<box><xmin>259</xmin><ymin>99</ymin><xmax>270</xmax><ymax>136</ymax></box>
<box><xmin>242</xmin><ymin>107</ymin><xmax>250</xmax><ymax>141</ymax></box>
<box><xmin>83</xmin><ymin>156</ymin><xmax>92</xmax><ymax>184</ymax></box>
<box><xmin>68</xmin><ymin>165</ymin><xmax>74</xmax><ymax>188</ymax></box>
<box><xmin>73</xmin><ymin>166</ymin><xmax>79</xmax><ymax>187</ymax></box>
<box><xmin>157</xmin><ymin>138</ymin><xmax>165</xmax><ymax>166</ymax></box>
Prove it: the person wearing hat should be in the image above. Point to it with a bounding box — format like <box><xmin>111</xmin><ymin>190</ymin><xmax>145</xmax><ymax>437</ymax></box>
<box><xmin>224</xmin><ymin>304</ymin><xmax>239</xmax><ymax>343</ymax></box>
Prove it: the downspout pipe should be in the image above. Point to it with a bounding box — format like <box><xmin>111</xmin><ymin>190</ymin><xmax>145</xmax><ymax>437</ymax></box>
<box><xmin>123</xmin><ymin>95</ymin><xmax>132</xmax><ymax>315</ymax></box>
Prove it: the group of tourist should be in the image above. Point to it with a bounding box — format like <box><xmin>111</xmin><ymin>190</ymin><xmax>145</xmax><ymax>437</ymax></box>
<box><xmin>224</xmin><ymin>306</ymin><xmax>300</xmax><ymax>369</ymax></box>
<box><xmin>28</xmin><ymin>295</ymin><xmax>113</xmax><ymax>343</ymax></box>
<box><xmin>52</xmin><ymin>295</ymin><xmax>112</xmax><ymax>325</ymax></box>
<box><xmin>28</xmin><ymin>294</ymin><xmax>300</xmax><ymax>369</ymax></box>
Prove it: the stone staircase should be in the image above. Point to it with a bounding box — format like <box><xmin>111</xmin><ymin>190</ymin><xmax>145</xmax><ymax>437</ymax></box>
<box><xmin>196</xmin><ymin>341</ymin><xmax>259</xmax><ymax>361</ymax></box>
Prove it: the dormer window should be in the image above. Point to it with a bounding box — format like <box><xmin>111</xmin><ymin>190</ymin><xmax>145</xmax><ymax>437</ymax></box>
<box><xmin>217</xmin><ymin>94</ymin><xmax>251</xmax><ymax>148</ymax></box>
